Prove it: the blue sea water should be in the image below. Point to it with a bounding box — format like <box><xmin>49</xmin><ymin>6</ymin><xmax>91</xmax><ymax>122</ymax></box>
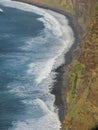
<box><xmin>0</xmin><ymin>1</ymin><xmax>74</xmax><ymax>130</ymax></box>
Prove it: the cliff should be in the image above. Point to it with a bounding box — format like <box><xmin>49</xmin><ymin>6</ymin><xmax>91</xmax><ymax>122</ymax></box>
<box><xmin>62</xmin><ymin>4</ymin><xmax>98</xmax><ymax>130</ymax></box>
<box><xmin>14</xmin><ymin>0</ymin><xmax>98</xmax><ymax>130</ymax></box>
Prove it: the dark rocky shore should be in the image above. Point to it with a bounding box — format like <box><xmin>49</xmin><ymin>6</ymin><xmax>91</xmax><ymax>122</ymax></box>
<box><xmin>13</xmin><ymin>0</ymin><xmax>83</xmax><ymax>125</ymax></box>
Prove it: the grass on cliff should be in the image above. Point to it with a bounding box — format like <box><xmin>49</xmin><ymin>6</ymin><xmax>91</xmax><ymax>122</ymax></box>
<box><xmin>68</xmin><ymin>61</ymin><xmax>85</xmax><ymax>109</ymax></box>
<box><xmin>63</xmin><ymin>3</ymin><xmax>98</xmax><ymax>130</ymax></box>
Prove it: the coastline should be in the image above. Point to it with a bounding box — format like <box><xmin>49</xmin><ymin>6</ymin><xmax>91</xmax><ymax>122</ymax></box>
<box><xmin>13</xmin><ymin>0</ymin><xmax>83</xmax><ymax>127</ymax></box>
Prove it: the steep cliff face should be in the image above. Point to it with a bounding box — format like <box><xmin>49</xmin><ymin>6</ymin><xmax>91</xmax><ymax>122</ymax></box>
<box><xmin>62</xmin><ymin>4</ymin><xmax>98</xmax><ymax>130</ymax></box>
<box><xmin>61</xmin><ymin>0</ymin><xmax>97</xmax><ymax>29</ymax></box>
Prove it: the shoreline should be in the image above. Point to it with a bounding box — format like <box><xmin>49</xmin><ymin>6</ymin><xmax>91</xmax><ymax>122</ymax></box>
<box><xmin>13</xmin><ymin>0</ymin><xmax>83</xmax><ymax>127</ymax></box>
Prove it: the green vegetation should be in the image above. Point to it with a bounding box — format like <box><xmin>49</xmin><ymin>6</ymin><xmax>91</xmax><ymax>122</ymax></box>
<box><xmin>68</xmin><ymin>61</ymin><xmax>85</xmax><ymax>109</ymax></box>
<box><xmin>63</xmin><ymin>3</ymin><xmax>98</xmax><ymax>130</ymax></box>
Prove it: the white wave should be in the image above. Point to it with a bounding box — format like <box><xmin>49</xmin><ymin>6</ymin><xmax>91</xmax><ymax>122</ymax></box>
<box><xmin>23</xmin><ymin>98</ymin><xmax>52</xmax><ymax>114</ymax></box>
<box><xmin>26</xmin><ymin>21</ymin><xmax>74</xmax><ymax>85</ymax></box>
<box><xmin>0</xmin><ymin>8</ymin><xmax>3</xmax><ymax>12</ymax></box>
<box><xmin>9</xmin><ymin>99</ymin><xmax>61</xmax><ymax>130</ymax></box>
<box><xmin>0</xmin><ymin>0</ymin><xmax>69</xmax><ymax>37</ymax></box>
<box><xmin>19</xmin><ymin>33</ymin><xmax>50</xmax><ymax>51</ymax></box>
<box><xmin>9</xmin><ymin>114</ymin><xmax>61</xmax><ymax>130</ymax></box>
<box><xmin>0</xmin><ymin>1</ymin><xmax>75</xmax><ymax>130</ymax></box>
<box><xmin>28</xmin><ymin>58</ymin><xmax>56</xmax><ymax>84</ymax></box>
<box><xmin>7</xmin><ymin>98</ymin><xmax>60</xmax><ymax>130</ymax></box>
<box><xmin>8</xmin><ymin>83</ymin><xmax>27</xmax><ymax>97</ymax></box>
<box><xmin>21</xmin><ymin>6</ymin><xmax>74</xmax><ymax>85</ymax></box>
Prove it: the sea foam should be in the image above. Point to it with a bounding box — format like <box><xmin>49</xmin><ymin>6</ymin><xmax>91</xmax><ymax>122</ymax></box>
<box><xmin>0</xmin><ymin>0</ymin><xmax>75</xmax><ymax>130</ymax></box>
<box><xmin>0</xmin><ymin>8</ymin><xmax>3</xmax><ymax>12</ymax></box>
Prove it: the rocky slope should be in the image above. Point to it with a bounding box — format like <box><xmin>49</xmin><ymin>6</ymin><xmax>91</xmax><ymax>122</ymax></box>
<box><xmin>62</xmin><ymin>4</ymin><xmax>98</xmax><ymax>129</ymax></box>
<box><xmin>14</xmin><ymin>0</ymin><xmax>98</xmax><ymax>130</ymax></box>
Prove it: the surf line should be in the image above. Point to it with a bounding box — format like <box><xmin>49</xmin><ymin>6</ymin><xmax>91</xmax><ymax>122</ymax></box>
<box><xmin>8</xmin><ymin>0</ymin><xmax>81</xmax><ymax>127</ymax></box>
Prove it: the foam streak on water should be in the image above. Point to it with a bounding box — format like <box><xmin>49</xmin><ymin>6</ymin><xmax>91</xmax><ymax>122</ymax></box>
<box><xmin>0</xmin><ymin>0</ymin><xmax>75</xmax><ymax>130</ymax></box>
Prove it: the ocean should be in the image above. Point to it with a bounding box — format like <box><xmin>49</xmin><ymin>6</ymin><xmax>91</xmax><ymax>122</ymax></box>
<box><xmin>0</xmin><ymin>0</ymin><xmax>74</xmax><ymax>130</ymax></box>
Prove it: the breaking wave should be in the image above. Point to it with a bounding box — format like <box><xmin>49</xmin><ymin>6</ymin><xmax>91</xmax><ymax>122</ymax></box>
<box><xmin>0</xmin><ymin>0</ymin><xmax>75</xmax><ymax>130</ymax></box>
